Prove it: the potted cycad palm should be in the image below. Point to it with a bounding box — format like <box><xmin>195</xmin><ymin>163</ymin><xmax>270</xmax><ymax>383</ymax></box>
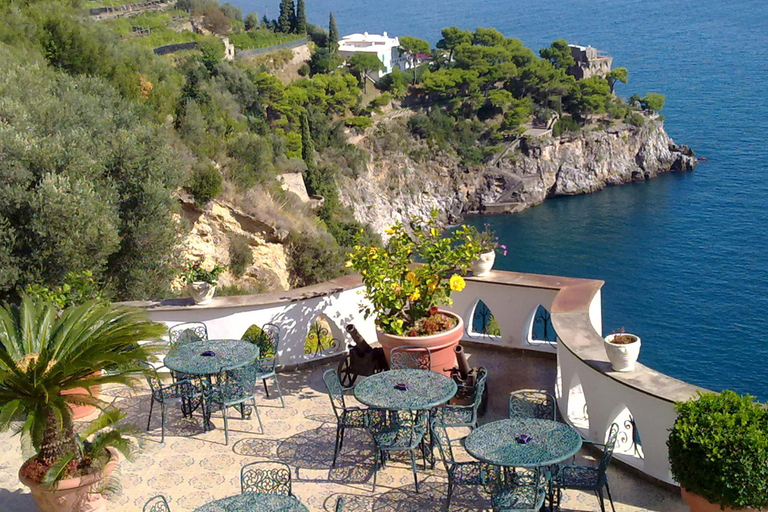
<box><xmin>667</xmin><ymin>390</ymin><xmax>768</xmax><ymax>512</ymax></box>
<box><xmin>0</xmin><ymin>296</ymin><xmax>166</xmax><ymax>512</ymax></box>
<box><xmin>347</xmin><ymin>212</ymin><xmax>482</xmax><ymax>374</ymax></box>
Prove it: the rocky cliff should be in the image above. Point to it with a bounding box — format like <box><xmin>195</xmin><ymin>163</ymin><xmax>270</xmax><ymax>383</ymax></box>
<box><xmin>338</xmin><ymin>117</ymin><xmax>696</xmax><ymax>234</ymax></box>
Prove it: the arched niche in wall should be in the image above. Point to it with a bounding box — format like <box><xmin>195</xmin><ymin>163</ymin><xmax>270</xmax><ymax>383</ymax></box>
<box><xmin>467</xmin><ymin>299</ymin><xmax>502</xmax><ymax>339</ymax></box>
<box><xmin>566</xmin><ymin>374</ymin><xmax>590</xmax><ymax>432</ymax></box>
<box><xmin>303</xmin><ymin>314</ymin><xmax>341</xmax><ymax>358</ymax></box>
<box><xmin>524</xmin><ymin>304</ymin><xmax>559</xmax><ymax>347</ymax></box>
<box><xmin>606</xmin><ymin>404</ymin><xmax>645</xmax><ymax>463</ymax></box>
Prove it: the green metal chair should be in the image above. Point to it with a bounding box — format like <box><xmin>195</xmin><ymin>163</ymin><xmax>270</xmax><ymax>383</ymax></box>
<box><xmin>168</xmin><ymin>322</ymin><xmax>208</xmax><ymax>348</ymax></box>
<box><xmin>389</xmin><ymin>345</ymin><xmax>432</xmax><ymax>370</ymax></box>
<box><xmin>552</xmin><ymin>422</ymin><xmax>620</xmax><ymax>512</ymax></box>
<box><xmin>241</xmin><ymin>461</ymin><xmax>292</xmax><ymax>495</ymax></box>
<box><xmin>490</xmin><ymin>472</ymin><xmax>548</xmax><ymax>512</ymax></box>
<box><xmin>322</xmin><ymin>369</ymin><xmax>385</xmax><ymax>466</ymax></box>
<box><xmin>206</xmin><ymin>360</ymin><xmax>264</xmax><ymax>445</ymax></box>
<box><xmin>250</xmin><ymin>323</ymin><xmax>285</xmax><ymax>407</ymax></box>
<box><xmin>431</xmin><ymin>417</ymin><xmax>489</xmax><ymax>511</ymax></box>
<box><xmin>508</xmin><ymin>390</ymin><xmax>557</xmax><ymax>420</ymax></box>
<box><xmin>143</xmin><ymin>495</ymin><xmax>171</xmax><ymax>512</ymax></box>
<box><xmin>334</xmin><ymin>496</ymin><xmax>346</xmax><ymax>512</ymax></box>
<box><xmin>370</xmin><ymin>410</ymin><xmax>427</xmax><ymax>492</ymax></box>
<box><xmin>437</xmin><ymin>366</ymin><xmax>488</xmax><ymax>430</ymax></box>
<box><xmin>145</xmin><ymin>367</ymin><xmax>204</xmax><ymax>443</ymax></box>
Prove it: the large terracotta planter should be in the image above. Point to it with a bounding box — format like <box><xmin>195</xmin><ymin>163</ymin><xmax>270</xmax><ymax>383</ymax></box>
<box><xmin>19</xmin><ymin>447</ymin><xmax>120</xmax><ymax>512</ymax></box>
<box><xmin>61</xmin><ymin>371</ymin><xmax>102</xmax><ymax>420</ymax></box>
<box><xmin>681</xmin><ymin>488</ymin><xmax>758</xmax><ymax>512</ymax></box>
<box><xmin>376</xmin><ymin>311</ymin><xmax>464</xmax><ymax>376</ymax></box>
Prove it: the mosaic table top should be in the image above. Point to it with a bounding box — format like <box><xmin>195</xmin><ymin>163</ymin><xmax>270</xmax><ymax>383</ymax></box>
<box><xmin>192</xmin><ymin>493</ymin><xmax>309</xmax><ymax>512</ymax></box>
<box><xmin>353</xmin><ymin>369</ymin><xmax>457</xmax><ymax>411</ymax></box>
<box><xmin>164</xmin><ymin>339</ymin><xmax>260</xmax><ymax>376</ymax></box>
<box><xmin>464</xmin><ymin>418</ymin><xmax>582</xmax><ymax>468</ymax></box>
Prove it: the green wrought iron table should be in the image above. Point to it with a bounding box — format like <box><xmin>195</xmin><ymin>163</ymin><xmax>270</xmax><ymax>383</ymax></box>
<box><xmin>164</xmin><ymin>339</ymin><xmax>260</xmax><ymax>376</ymax></box>
<box><xmin>164</xmin><ymin>340</ymin><xmax>260</xmax><ymax>429</ymax></box>
<box><xmin>353</xmin><ymin>369</ymin><xmax>457</xmax><ymax>411</ymax></box>
<box><xmin>192</xmin><ymin>493</ymin><xmax>309</xmax><ymax>512</ymax></box>
<box><xmin>464</xmin><ymin>418</ymin><xmax>582</xmax><ymax>468</ymax></box>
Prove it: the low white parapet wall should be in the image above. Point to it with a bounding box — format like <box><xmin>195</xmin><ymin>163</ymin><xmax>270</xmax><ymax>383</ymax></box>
<box><xmin>126</xmin><ymin>269</ymin><xmax>704</xmax><ymax>486</ymax></box>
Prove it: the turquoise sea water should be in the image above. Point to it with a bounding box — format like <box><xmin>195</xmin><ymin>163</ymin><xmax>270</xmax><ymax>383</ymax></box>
<box><xmin>230</xmin><ymin>0</ymin><xmax>768</xmax><ymax>399</ymax></box>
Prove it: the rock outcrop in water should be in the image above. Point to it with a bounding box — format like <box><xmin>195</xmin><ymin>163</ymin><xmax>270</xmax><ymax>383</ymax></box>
<box><xmin>338</xmin><ymin>117</ymin><xmax>697</xmax><ymax>234</ymax></box>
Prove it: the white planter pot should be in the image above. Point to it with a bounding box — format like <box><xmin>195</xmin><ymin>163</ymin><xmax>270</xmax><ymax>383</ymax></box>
<box><xmin>604</xmin><ymin>333</ymin><xmax>641</xmax><ymax>372</ymax></box>
<box><xmin>188</xmin><ymin>282</ymin><xmax>216</xmax><ymax>305</ymax></box>
<box><xmin>471</xmin><ymin>251</ymin><xmax>496</xmax><ymax>277</ymax></box>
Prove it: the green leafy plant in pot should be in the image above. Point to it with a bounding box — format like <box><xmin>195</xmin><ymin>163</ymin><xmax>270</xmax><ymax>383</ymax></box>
<box><xmin>346</xmin><ymin>212</ymin><xmax>483</xmax><ymax>373</ymax></box>
<box><xmin>180</xmin><ymin>259</ymin><xmax>226</xmax><ymax>304</ymax></box>
<box><xmin>0</xmin><ymin>295</ymin><xmax>166</xmax><ymax>512</ymax></box>
<box><xmin>667</xmin><ymin>390</ymin><xmax>768</xmax><ymax>512</ymax></box>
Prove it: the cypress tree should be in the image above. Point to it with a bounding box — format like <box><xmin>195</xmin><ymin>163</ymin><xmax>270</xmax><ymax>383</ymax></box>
<box><xmin>295</xmin><ymin>0</ymin><xmax>306</xmax><ymax>34</ymax></box>
<box><xmin>277</xmin><ymin>0</ymin><xmax>293</xmax><ymax>33</ymax></box>
<box><xmin>328</xmin><ymin>12</ymin><xmax>339</xmax><ymax>52</ymax></box>
<box><xmin>300</xmin><ymin>113</ymin><xmax>316</xmax><ymax>171</ymax></box>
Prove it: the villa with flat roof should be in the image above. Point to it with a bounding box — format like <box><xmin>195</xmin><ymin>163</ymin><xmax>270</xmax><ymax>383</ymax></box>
<box><xmin>567</xmin><ymin>44</ymin><xmax>613</xmax><ymax>79</ymax></box>
<box><xmin>337</xmin><ymin>32</ymin><xmax>411</xmax><ymax>81</ymax></box>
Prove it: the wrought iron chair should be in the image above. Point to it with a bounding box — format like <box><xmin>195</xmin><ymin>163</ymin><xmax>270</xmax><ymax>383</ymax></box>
<box><xmin>334</xmin><ymin>496</ymin><xmax>346</xmax><ymax>512</ymax></box>
<box><xmin>322</xmin><ymin>369</ymin><xmax>385</xmax><ymax>466</ymax></box>
<box><xmin>240</xmin><ymin>461</ymin><xmax>292</xmax><ymax>495</ymax></box>
<box><xmin>370</xmin><ymin>410</ymin><xmax>427</xmax><ymax>492</ymax></box>
<box><xmin>145</xmin><ymin>367</ymin><xmax>204</xmax><ymax>443</ymax></box>
<box><xmin>431</xmin><ymin>417</ymin><xmax>489</xmax><ymax>511</ymax></box>
<box><xmin>206</xmin><ymin>360</ymin><xmax>264</xmax><ymax>445</ymax></box>
<box><xmin>389</xmin><ymin>345</ymin><xmax>432</xmax><ymax>370</ymax></box>
<box><xmin>508</xmin><ymin>390</ymin><xmax>557</xmax><ymax>421</ymax></box>
<box><xmin>143</xmin><ymin>495</ymin><xmax>171</xmax><ymax>512</ymax></box>
<box><xmin>490</xmin><ymin>470</ymin><xmax>549</xmax><ymax>512</ymax></box>
<box><xmin>437</xmin><ymin>367</ymin><xmax>488</xmax><ymax>430</ymax></box>
<box><xmin>552</xmin><ymin>422</ymin><xmax>620</xmax><ymax>512</ymax></box>
<box><xmin>250</xmin><ymin>323</ymin><xmax>285</xmax><ymax>407</ymax></box>
<box><xmin>168</xmin><ymin>322</ymin><xmax>208</xmax><ymax>348</ymax></box>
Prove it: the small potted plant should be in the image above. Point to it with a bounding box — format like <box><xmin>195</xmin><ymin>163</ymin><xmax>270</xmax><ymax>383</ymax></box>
<box><xmin>181</xmin><ymin>260</ymin><xmax>226</xmax><ymax>304</ymax></box>
<box><xmin>0</xmin><ymin>295</ymin><xmax>166</xmax><ymax>512</ymax></box>
<box><xmin>346</xmin><ymin>211</ymin><xmax>483</xmax><ymax>374</ymax></box>
<box><xmin>668</xmin><ymin>390</ymin><xmax>768</xmax><ymax>512</ymax></box>
<box><xmin>603</xmin><ymin>327</ymin><xmax>641</xmax><ymax>371</ymax></box>
<box><xmin>466</xmin><ymin>224</ymin><xmax>507</xmax><ymax>277</ymax></box>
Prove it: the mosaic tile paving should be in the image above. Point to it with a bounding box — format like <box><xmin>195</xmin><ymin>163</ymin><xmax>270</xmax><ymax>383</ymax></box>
<box><xmin>0</xmin><ymin>347</ymin><xmax>686</xmax><ymax>512</ymax></box>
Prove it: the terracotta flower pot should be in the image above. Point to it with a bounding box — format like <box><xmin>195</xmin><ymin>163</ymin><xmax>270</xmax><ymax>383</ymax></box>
<box><xmin>61</xmin><ymin>371</ymin><xmax>102</xmax><ymax>420</ymax></box>
<box><xmin>188</xmin><ymin>281</ymin><xmax>216</xmax><ymax>305</ymax></box>
<box><xmin>376</xmin><ymin>311</ymin><xmax>464</xmax><ymax>376</ymax></box>
<box><xmin>681</xmin><ymin>488</ymin><xmax>759</xmax><ymax>512</ymax></box>
<box><xmin>19</xmin><ymin>447</ymin><xmax>120</xmax><ymax>512</ymax></box>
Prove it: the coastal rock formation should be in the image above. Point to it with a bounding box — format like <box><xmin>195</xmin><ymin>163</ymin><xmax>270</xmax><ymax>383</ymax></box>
<box><xmin>338</xmin><ymin>118</ymin><xmax>696</xmax><ymax>233</ymax></box>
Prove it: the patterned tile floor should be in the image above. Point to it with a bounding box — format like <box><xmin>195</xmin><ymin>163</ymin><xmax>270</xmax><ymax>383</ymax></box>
<box><xmin>0</xmin><ymin>346</ymin><xmax>687</xmax><ymax>512</ymax></box>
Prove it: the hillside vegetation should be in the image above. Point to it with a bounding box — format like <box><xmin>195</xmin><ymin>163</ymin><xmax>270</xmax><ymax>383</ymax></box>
<box><xmin>0</xmin><ymin>0</ymin><xmax>665</xmax><ymax>303</ymax></box>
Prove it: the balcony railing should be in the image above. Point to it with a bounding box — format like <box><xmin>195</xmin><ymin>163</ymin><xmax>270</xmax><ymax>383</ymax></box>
<box><xmin>127</xmin><ymin>269</ymin><xmax>704</xmax><ymax>486</ymax></box>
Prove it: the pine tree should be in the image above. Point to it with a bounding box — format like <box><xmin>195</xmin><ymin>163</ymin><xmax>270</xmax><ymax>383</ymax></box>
<box><xmin>277</xmin><ymin>0</ymin><xmax>294</xmax><ymax>33</ymax></box>
<box><xmin>295</xmin><ymin>0</ymin><xmax>306</xmax><ymax>34</ymax></box>
<box><xmin>328</xmin><ymin>12</ymin><xmax>339</xmax><ymax>52</ymax></box>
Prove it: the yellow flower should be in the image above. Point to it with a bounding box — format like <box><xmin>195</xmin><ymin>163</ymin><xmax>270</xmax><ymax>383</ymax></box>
<box><xmin>427</xmin><ymin>277</ymin><xmax>439</xmax><ymax>291</ymax></box>
<box><xmin>449</xmin><ymin>274</ymin><xmax>465</xmax><ymax>292</ymax></box>
<box><xmin>409</xmin><ymin>289</ymin><xmax>421</xmax><ymax>301</ymax></box>
<box><xmin>385</xmin><ymin>228</ymin><xmax>395</xmax><ymax>234</ymax></box>
<box><xmin>405</xmin><ymin>271</ymin><xmax>417</xmax><ymax>283</ymax></box>
<box><xmin>345</xmin><ymin>260</ymin><xmax>353</xmax><ymax>267</ymax></box>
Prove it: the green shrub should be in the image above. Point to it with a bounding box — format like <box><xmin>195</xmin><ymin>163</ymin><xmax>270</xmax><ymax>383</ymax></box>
<box><xmin>626</xmin><ymin>112</ymin><xmax>645</xmax><ymax>127</ymax></box>
<box><xmin>189</xmin><ymin>163</ymin><xmax>223</xmax><ymax>205</ymax></box>
<box><xmin>344</xmin><ymin>116</ymin><xmax>373</xmax><ymax>130</ymax></box>
<box><xmin>298</xmin><ymin>62</ymin><xmax>310</xmax><ymax>76</ymax></box>
<box><xmin>287</xmin><ymin>231</ymin><xmax>345</xmax><ymax>287</ymax></box>
<box><xmin>667</xmin><ymin>390</ymin><xmax>768</xmax><ymax>509</ymax></box>
<box><xmin>552</xmin><ymin>116</ymin><xmax>580</xmax><ymax>136</ymax></box>
<box><xmin>228</xmin><ymin>235</ymin><xmax>253</xmax><ymax>277</ymax></box>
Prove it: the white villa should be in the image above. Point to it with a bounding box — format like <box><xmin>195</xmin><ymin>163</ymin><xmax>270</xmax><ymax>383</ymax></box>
<box><xmin>337</xmin><ymin>31</ymin><xmax>411</xmax><ymax>80</ymax></box>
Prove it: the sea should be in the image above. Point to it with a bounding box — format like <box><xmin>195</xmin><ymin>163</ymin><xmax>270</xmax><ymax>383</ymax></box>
<box><xmin>228</xmin><ymin>0</ymin><xmax>768</xmax><ymax>400</ymax></box>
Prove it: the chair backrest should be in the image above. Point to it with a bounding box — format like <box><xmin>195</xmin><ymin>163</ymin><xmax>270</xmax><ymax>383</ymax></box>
<box><xmin>389</xmin><ymin>345</ymin><xmax>431</xmax><ymax>370</ymax></box>
<box><xmin>215</xmin><ymin>360</ymin><xmax>262</xmax><ymax>402</ymax></box>
<box><xmin>508</xmin><ymin>389</ymin><xmax>556</xmax><ymax>420</ymax></box>
<box><xmin>597</xmin><ymin>422</ymin><xmax>620</xmax><ymax>475</ymax></box>
<box><xmin>471</xmin><ymin>367</ymin><xmax>488</xmax><ymax>411</ymax></box>
<box><xmin>249</xmin><ymin>323</ymin><xmax>280</xmax><ymax>369</ymax></box>
<box><xmin>334</xmin><ymin>496</ymin><xmax>346</xmax><ymax>512</ymax></box>
<box><xmin>241</xmin><ymin>461</ymin><xmax>292</xmax><ymax>495</ymax></box>
<box><xmin>430</xmin><ymin>416</ymin><xmax>456</xmax><ymax>467</ymax></box>
<box><xmin>169</xmin><ymin>322</ymin><xmax>208</xmax><ymax>348</ymax></box>
<box><xmin>322</xmin><ymin>369</ymin><xmax>346</xmax><ymax>420</ymax></box>
<box><xmin>143</xmin><ymin>495</ymin><xmax>171</xmax><ymax>512</ymax></box>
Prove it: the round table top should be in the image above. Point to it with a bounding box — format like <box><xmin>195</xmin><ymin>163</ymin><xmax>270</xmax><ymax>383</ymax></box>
<box><xmin>192</xmin><ymin>493</ymin><xmax>308</xmax><ymax>512</ymax></box>
<box><xmin>354</xmin><ymin>369</ymin><xmax>457</xmax><ymax>411</ymax></box>
<box><xmin>164</xmin><ymin>339</ymin><xmax>260</xmax><ymax>376</ymax></box>
<box><xmin>464</xmin><ymin>418</ymin><xmax>583</xmax><ymax>468</ymax></box>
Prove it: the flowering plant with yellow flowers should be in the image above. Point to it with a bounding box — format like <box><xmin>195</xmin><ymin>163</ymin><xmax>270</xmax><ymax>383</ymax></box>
<box><xmin>346</xmin><ymin>211</ymin><xmax>483</xmax><ymax>336</ymax></box>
